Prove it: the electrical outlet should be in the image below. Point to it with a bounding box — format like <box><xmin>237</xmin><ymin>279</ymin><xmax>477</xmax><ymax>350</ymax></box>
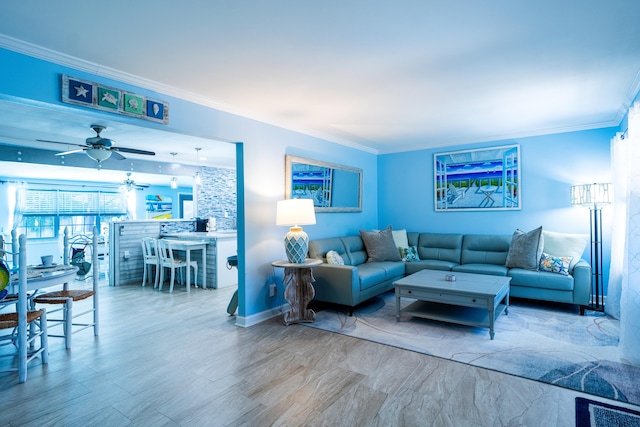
<box><xmin>269</xmin><ymin>283</ymin><xmax>277</xmax><ymax>297</ymax></box>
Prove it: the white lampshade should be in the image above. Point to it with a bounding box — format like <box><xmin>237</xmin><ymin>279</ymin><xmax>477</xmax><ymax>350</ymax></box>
<box><xmin>571</xmin><ymin>183</ymin><xmax>612</xmax><ymax>206</ymax></box>
<box><xmin>276</xmin><ymin>199</ymin><xmax>316</xmax><ymax>263</ymax></box>
<box><xmin>276</xmin><ymin>199</ymin><xmax>316</xmax><ymax>227</ymax></box>
<box><xmin>86</xmin><ymin>148</ymin><xmax>112</xmax><ymax>162</ymax></box>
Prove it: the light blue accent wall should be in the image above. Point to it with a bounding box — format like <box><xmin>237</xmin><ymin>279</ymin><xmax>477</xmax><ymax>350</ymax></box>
<box><xmin>0</xmin><ymin>47</ymin><xmax>378</xmax><ymax>322</ymax></box>
<box><xmin>378</xmin><ymin>128</ymin><xmax>615</xmax><ymax>290</ymax></box>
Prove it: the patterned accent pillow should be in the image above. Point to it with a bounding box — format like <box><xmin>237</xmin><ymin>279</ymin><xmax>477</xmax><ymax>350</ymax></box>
<box><xmin>539</xmin><ymin>252</ymin><xmax>572</xmax><ymax>275</ymax></box>
<box><xmin>326</xmin><ymin>250</ymin><xmax>345</xmax><ymax>265</ymax></box>
<box><xmin>400</xmin><ymin>246</ymin><xmax>419</xmax><ymax>262</ymax></box>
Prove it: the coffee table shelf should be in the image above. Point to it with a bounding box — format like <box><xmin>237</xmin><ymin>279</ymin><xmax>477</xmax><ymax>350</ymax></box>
<box><xmin>401</xmin><ymin>300</ymin><xmax>509</xmax><ymax>332</ymax></box>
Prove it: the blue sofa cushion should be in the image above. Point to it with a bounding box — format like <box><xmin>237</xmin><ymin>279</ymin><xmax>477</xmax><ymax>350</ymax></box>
<box><xmin>453</xmin><ymin>263</ymin><xmax>509</xmax><ymax>276</ymax></box>
<box><xmin>415</xmin><ymin>233</ymin><xmax>463</xmax><ymax>264</ymax></box>
<box><xmin>357</xmin><ymin>264</ymin><xmax>387</xmax><ymax>290</ymax></box>
<box><xmin>460</xmin><ymin>234</ymin><xmax>511</xmax><ymax>265</ymax></box>
<box><xmin>357</xmin><ymin>261</ymin><xmax>404</xmax><ymax>291</ymax></box>
<box><xmin>341</xmin><ymin>236</ymin><xmax>368</xmax><ymax>266</ymax></box>
<box><xmin>405</xmin><ymin>260</ymin><xmax>458</xmax><ymax>275</ymax></box>
<box><xmin>508</xmin><ymin>268</ymin><xmax>574</xmax><ymax>291</ymax></box>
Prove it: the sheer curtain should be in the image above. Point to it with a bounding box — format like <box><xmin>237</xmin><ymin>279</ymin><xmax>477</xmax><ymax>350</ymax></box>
<box><xmin>606</xmin><ymin>131</ymin><xmax>627</xmax><ymax>319</ymax></box>
<box><xmin>620</xmin><ymin>101</ymin><xmax>640</xmax><ymax>365</ymax></box>
<box><xmin>11</xmin><ymin>182</ymin><xmax>27</xmax><ymax>231</ymax></box>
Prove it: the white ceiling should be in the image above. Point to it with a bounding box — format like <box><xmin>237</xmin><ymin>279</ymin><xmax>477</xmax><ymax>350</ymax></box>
<box><xmin>1</xmin><ymin>1</ymin><xmax>639</xmax><ymax>183</ymax></box>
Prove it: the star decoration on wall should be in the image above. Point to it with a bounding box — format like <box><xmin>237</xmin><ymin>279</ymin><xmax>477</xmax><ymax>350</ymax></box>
<box><xmin>74</xmin><ymin>84</ymin><xmax>89</xmax><ymax>98</ymax></box>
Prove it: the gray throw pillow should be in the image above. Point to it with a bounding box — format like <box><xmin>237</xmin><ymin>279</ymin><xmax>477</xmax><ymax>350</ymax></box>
<box><xmin>360</xmin><ymin>226</ymin><xmax>402</xmax><ymax>262</ymax></box>
<box><xmin>505</xmin><ymin>226</ymin><xmax>544</xmax><ymax>270</ymax></box>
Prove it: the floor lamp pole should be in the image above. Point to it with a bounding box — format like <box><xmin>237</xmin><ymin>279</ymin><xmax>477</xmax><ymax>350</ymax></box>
<box><xmin>589</xmin><ymin>205</ymin><xmax>604</xmax><ymax>311</ymax></box>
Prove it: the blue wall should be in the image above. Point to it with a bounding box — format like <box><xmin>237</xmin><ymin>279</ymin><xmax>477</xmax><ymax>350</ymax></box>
<box><xmin>378</xmin><ymin>128</ymin><xmax>616</xmax><ymax>289</ymax></box>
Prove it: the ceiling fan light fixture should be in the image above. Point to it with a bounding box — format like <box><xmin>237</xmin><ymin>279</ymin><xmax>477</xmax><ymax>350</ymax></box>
<box><xmin>86</xmin><ymin>148</ymin><xmax>112</xmax><ymax>162</ymax></box>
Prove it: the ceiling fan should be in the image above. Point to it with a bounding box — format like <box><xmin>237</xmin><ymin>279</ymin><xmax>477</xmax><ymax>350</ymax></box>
<box><xmin>121</xmin><ymin>172</ymin><xmax>150</xmax><ymax>191</ymax></box>
<box><xmin>38</xmin><ymin>124</ymin><xmax>156</xmax><ymax>163</ymax></box>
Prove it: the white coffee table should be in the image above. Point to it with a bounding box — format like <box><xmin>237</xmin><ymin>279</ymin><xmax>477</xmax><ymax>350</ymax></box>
<box><xmin>394</xmin><ymin>269</ymin><xmax>511</xmax><ymax>339</ymax></box>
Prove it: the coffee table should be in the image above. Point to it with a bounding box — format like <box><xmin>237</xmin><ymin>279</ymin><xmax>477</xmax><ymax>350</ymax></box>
<box><xmin>394</xmin><ymin>269</ymin><xmax>511</xmax><ymax>339</ymax></box>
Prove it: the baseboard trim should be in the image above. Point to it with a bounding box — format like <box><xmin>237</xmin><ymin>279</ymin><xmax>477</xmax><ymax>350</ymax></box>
<box><xmin>235</xmin><ymin>303</ymin><xmax>288</xmax><ymax>327</ymax></box>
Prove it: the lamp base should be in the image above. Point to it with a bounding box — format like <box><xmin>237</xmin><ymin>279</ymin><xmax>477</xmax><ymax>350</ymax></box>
<box><xmin>284</xmin><ymin>227</ymin><xmax>308</xmax><ymax>264</ymax></box>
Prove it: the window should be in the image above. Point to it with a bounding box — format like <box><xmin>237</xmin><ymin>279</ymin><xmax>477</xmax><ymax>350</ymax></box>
<box><xmin>15</xmin><ymin>189</ymin><xmax>127</xmax><ymax>239</ymax></box>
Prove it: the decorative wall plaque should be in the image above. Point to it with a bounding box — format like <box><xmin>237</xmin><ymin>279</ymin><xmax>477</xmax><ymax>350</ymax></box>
<box><xmin>61</xmin><ymin>75</ymin><xmax>169</xmax><ymax>124</ymax></box>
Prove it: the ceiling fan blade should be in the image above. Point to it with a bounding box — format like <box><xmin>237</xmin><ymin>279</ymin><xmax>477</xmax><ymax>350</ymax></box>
<box><xmin>55</xmin><ymin>149</ymin><xmax>84</xmax><ymax>156</ymax></box>
<box><xmin>112</xmin><ymin>146</ymin><xmax>155</xmax><ymax>156</ymax></box>
<box><xmin>37</xmin><ymin>139</ymin><xmax>88</xmax><ymax>149</ymax></box>
<box><xmin>110</xmin><ymin>151</ymin><xmax>126</xmax><ymax>160</ymax></box>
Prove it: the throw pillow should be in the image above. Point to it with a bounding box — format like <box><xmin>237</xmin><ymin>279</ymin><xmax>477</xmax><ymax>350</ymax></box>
<box><xmin>359</xmin><ymin>226</ymin><xmax>402</xmax><ymax>262</ymax></box>
<box><xmin>326</xmin><ymin>250</ymin><xmax>345</xmax><ymax>265</ymax></box>
<box><xmin>392</xmin><ymin>229</ymin><xmax>409</xmax><ymax>249</ymax></box>
<box><xmin>539</xmin><ymin>252</ymin><xmax>572</xmax><ymax>275</ymax></box>
<box><xmin>542</xmin><ymin>230</ymin><xmax>588</xmax><ymax>271</ymax></box>
<box><xmin>400</xmin><ymin>246</ymin><xmax>420</xmax><ymax>262</ymax></box>
<box><xmin>505</xmin><ymin>226</ymin><xmax>544</xmax><ymax>270</ymax></box>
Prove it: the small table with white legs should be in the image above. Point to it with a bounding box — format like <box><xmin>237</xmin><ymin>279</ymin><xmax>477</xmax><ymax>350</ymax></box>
<box><xmin>162</xmin><ymin>239</ymin><xmax>207</xmax><ymax>291</ymax></box>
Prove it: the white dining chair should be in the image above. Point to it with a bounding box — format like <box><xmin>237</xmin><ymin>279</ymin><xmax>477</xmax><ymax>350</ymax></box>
<box><xmin>141</xmin><ymin>237</ymin><xmax>160</xmax><ymax>288</ymax></box>
<box><xmin>0</xmin><ymin>233</ymin><xmax>49</xmax><ymax>383</ymax></box>
<box><xmin>157</xmin><ymin>239</ymin><xmax>198</xmax><ymax>293</ymax></box>
<box><xmin>33</xmin><ymin>227</ymin><xmax>99</xmax><ymax>350</ymax></box>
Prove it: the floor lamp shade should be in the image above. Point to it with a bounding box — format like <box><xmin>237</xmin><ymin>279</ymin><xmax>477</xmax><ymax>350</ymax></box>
<box><xmin>277</xmin><ymin>199</ymin><xmax>316</xmax><ymax>263</ymax></box>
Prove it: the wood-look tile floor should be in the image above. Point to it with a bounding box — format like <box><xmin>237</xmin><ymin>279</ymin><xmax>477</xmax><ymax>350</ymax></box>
<box><xmin>1</xmin><ymin>280</ymin><xmax>637</xmax><ymax>426</ymax></box>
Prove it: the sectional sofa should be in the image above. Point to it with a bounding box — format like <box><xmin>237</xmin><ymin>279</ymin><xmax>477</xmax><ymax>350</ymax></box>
<box><xmin>307</xmin><ymin>228</ymin><xmax>592</xmax><ymax>315</ymax></box>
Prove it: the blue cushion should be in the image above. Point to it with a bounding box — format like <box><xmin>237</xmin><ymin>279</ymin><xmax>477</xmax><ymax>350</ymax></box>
<box><xmin>452</xmin><ymin>263</ymin><xmax>509</xmax><ymax>276</ymax></box>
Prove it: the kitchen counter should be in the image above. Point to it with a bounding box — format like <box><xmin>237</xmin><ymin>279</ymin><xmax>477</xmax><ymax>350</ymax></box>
<box><xmin>161</xmin><ymin>231</ymin><xmax>237</xmax><ymax>241</ymax></box>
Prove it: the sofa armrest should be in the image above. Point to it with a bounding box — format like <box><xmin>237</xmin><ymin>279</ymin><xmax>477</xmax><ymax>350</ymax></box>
<box><xmin>571</xmin><ymin>259</ymin><xmax>592</xmax><ymax>305</ymax></box>
<box><xmin>311</xmin><ymin>263</ymin><xmax>360</xmax><ymax>307</ymax></box>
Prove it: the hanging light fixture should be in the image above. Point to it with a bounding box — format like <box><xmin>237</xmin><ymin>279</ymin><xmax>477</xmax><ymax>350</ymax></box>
<box><xmin>170</xmin><ymin>152</ymin><xmax>178</xmax><ymax>188</ymax></box>
<box><xmin>194</xmin><ymin>147</ymin><xmax>202</xmax><ymax>184</ymax></box>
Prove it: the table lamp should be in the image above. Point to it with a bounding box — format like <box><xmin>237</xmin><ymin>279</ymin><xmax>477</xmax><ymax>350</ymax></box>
<box><xmin>276</xmin><ymin>198</ymin><xmax>316</xmax><ymax>263</ymax></box>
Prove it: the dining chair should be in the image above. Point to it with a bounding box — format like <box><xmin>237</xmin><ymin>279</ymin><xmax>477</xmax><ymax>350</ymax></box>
<box><xmin>157</xmin><ymin>239</ymin><xmax>198</xmax><ymax>293</ymax></box>
<box><xmin>0</xmin><ymin>233</ymin><xmax>49</xmax><ymax>383</ymax></box>
<box><xmin>33</xmin><ymin>227</ymin><xmax>99</xmax><ymax>350</ymax></box>
<box><xmin>141</xmin><ymin>237</ymin><xmax>160</xmax><ymax>288</ymax></box>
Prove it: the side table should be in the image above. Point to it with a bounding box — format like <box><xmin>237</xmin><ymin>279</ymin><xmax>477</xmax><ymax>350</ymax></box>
<box><xmin>272</xmin><ymin>259</ymin><xmax>322</xmax><ymax>325</ymax></box>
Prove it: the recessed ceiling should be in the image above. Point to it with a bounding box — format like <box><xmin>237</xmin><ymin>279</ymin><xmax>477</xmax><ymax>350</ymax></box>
<box><xmin>1</xmin><ymin>1</ymin><xmax>640</xmax><ymax>157</ymax></box>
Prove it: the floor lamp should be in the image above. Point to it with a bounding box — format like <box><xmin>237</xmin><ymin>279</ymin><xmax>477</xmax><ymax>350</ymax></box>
<box><xmin>571</xmin><ymin>183</ymin><xmax>612</xmax><ymax>312</ymax></box>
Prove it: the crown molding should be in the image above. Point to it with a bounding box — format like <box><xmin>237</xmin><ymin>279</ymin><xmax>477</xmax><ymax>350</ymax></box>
<box><xmin>0</xmin><ymin>34</ymin><xmax>377</xmax><ymax>155</ymax></box>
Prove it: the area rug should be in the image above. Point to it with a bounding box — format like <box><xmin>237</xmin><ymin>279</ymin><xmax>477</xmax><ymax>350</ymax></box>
<box><xmin>575</xmin><ymin>397</ymin><xmax>640</xmax><ymax>426</ymax></box>
<box><xmin>306</xmin><ymin>291</ymin><xmax>640</xmax><ymax>406</ymax></box>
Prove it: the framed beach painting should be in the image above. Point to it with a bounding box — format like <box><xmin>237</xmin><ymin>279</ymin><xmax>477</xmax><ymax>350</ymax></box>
<box><xmin>434</xmin><ymin>144</ymin><xmax>521</xmax><ymax>212</ymax></box>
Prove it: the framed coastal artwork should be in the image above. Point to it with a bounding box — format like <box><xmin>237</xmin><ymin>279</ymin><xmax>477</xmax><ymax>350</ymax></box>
<box><xmin>434</xmin><ymin>144</ymin><xmax>521</xmax><ymax>212</ymax></box>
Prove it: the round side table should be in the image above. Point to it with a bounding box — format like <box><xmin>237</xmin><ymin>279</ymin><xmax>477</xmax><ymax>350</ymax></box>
<box><xmin>272</xmin><ymin>259</ymin><xmax>322</xmax><ymax>325</ymax></box>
